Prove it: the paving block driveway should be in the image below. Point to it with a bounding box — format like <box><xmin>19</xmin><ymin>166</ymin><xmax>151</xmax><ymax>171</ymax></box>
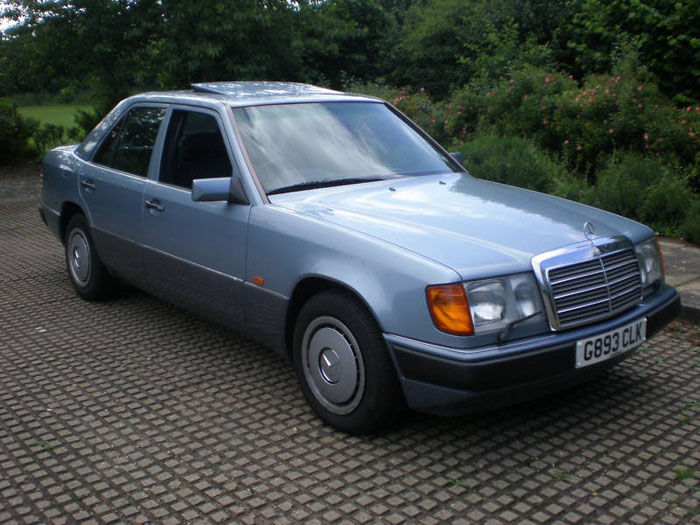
<box><xmin>1</xmin><ymin>170</ymin><xmax>698</xmax><ymax>524</ymax></box>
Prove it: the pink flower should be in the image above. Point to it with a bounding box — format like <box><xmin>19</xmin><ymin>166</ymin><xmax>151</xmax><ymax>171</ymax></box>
<box><xmin>638</xmin><ymin>85</ymin><xmax>643</xmax><ymax>91</ymax></box>
<box><xmin>444</xmin><ymin>120</ymin><xmax>449</xmax><ymax>125</ymax></box>
<box><xmin>644</xmin><ymin>133</ymin><xmax>649</xmax><ymax>141</ymax></box>
<box><xmin>576</xmin><ymin>145</ymin><xmax>582</xmax><ymax>151</ymax></box>
<box><xmin>687</xmin><ymin>106</ymin><xmax>692</xmax><ymax>111</ymax></box>
<box><xmin>564</xmin><ymin>140</ymin><xmax>570</xmax><ymax>145</ymax></box>
<box><xmin>690</xmin><ymin>132</ymin><xmax>696</xmax><ymax>137</ymax></box>
<box><xmin>637</xmin><ymin>104</ymin><xmax>643</xmax><ymax>109</ymax></box>
<box><xmin>612</xmin><ymin>93</ymin><xmax>617</xmax><ymax>97</ymax></box>
<box><xmin>543</xmin><ymin>120</ymin><xmax>549</xmax><ymax>125</ymax></box>
<box><xmin>545</xmin><ymin>76</ymin><xmax>550</xmax><ymax>83</ymax></box>
<box><xmin>587</xmin><ymin>97</ymin><xmax>595</xmax><ymax>103</ymax></box>
<box><xmin>608</xmin><ymin>128</ymin><xmax>614</xmax><ymax>133</ymax></box>
<box><xmin>615</xmin><ymin>76</ymin><xmax>621</xmax><ymax>82</ymax></box>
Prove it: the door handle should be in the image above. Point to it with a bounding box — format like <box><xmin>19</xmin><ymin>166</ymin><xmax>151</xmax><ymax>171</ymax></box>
<box><xmin>80</xmin><ymin>180</ymin><xmax>96</xmax><ymax>190</ymax></box>
<box><xmin>144</xmin><ymin>199</ymin><xmax>165</xmax><ymax>212</ymax></box>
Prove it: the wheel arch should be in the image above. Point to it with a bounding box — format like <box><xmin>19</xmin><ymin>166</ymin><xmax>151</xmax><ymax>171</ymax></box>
<box><xmin>59</xmin><ymin>201</ymin><xmax>86</xmax><ymax>244</ymax></box>
<box><xmin>284</xmin><ymin>276</ymin><xmax>382</xmax><ymax>359</ymax></box>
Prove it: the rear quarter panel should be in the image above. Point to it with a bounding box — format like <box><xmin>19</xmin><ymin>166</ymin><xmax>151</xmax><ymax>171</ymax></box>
<box><xmin>41</xmin><ymin>146</ymin><xmax>84</xmax><ymax>240</ymax></box>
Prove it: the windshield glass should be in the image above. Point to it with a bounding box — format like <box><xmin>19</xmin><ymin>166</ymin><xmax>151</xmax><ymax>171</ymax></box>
<box><xmin>232</xmin><ymin>102</ymin><xmax>458</xmax><ymax>194</ymax></box>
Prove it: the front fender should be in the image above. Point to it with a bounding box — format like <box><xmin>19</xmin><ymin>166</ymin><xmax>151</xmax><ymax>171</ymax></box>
<box><xmin>245</xmin><ymin>205</ymin><xmax>467</xmax><ymax>350</ymax></box>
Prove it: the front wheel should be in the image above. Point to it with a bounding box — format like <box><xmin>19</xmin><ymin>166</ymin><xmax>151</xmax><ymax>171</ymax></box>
<box><xmin>293</xmin><ymin>290</ymin><xmax>405</xmax><ymax>434</ymax></box>
<box><xmin>64</xmin><ymin>214</ymin><xmax>117</xmax><ymax>300</ymax></box>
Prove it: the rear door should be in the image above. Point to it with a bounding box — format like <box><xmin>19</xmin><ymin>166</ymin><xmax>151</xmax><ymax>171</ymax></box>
<box><xmin>141</xmin><ymin>107</ymin><xmax>250</xmax><ymax>330</ymax></box>
<box><xmin>80</xmin><ymin>105</ymin><xmax>167</xmax><ymax>287</ymax></box>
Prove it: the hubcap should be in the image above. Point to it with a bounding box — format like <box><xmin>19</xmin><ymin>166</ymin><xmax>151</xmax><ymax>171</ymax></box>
<box><xmin>67</xmin><ymin>229</ymin><xmax>91</xmax><ymax>286</ymax></box>
<box><xmin>319</xmin><ymin>348</ymin><xmax>342</xmax><ymax>383</ymax></box>
<box><xmin>302</xmin><ymin>317</ymin><xmax>365</xmax><ymax>415</ymax></box>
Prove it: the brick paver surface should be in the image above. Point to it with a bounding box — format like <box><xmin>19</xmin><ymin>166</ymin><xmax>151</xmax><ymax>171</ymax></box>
<box><xmin>1</xmin><ymin>171</ymin><xmax>699</xmax><ymax>524</ymax></box>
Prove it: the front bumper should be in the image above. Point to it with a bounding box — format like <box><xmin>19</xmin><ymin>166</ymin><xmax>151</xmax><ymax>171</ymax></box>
<box><xmin>385</xmin><ymin>286</ymin><xmax>680</xmax><ymax>416</ymax></box>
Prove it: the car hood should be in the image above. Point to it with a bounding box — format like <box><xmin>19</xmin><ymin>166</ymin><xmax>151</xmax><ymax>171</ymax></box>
<box><xmin>269</xmin><ymin>173</ymin><xmax>651</xmax><ymax>280</ymax></box>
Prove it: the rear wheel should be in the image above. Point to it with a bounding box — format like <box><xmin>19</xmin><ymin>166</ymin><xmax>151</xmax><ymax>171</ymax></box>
<box><xmin>64</xmin><ymin>214</ymin><xmax>117</xmax><ymax>300</ymax></box>
<box><xmin>293</xmin><ymin>289</ymin><xmax>405</xmax><ymax>434</ymax></box>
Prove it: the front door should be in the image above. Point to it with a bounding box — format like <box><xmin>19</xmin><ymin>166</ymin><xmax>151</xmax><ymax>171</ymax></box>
<box><xmin>141</xmin><ymin>108</ymin><xmax>249</xmax><ymax>330</ymax></box>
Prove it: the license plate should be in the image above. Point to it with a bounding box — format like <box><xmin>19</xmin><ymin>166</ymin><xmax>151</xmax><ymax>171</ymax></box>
<box><xmin>575</xmin><ymin>318</ymin><xmax>647</xmax><ymax>368</ymax></box>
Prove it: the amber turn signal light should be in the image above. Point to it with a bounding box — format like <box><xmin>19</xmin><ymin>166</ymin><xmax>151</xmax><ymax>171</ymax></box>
<box><xmin>654</xmin><ymin>237</ymin><xmax>666</xmax><ymax>276</ymax></box>
<box><xmin>426</xmin><ymin>283</ymin><xmax>474</xmax><ymax>336</ymax></box>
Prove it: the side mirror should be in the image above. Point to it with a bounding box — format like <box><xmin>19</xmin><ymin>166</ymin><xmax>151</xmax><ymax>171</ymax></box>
<box><xmin>450</xmin><ymin>152</ymin><xmax>463</xmax><ymax>165</ymax></box>
<box><xmin>191</xmin><ymin>177</ymin><xmax>250</xmax><ymax>205</ymax></box>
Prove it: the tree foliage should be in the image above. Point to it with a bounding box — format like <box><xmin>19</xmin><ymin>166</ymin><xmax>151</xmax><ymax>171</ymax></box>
<box><xmin>1</xmin><ymin>0</ymin><xmax>697</xmax><ymax>104</ymax></box>
<box><xmin>564</xmin><ymin>0</ymin><xmax>700</xmax><ymax>104</ymax></box>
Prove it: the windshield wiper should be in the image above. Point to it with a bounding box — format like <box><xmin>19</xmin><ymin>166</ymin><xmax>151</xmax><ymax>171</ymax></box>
<box><xmin>267</xmin><ymin>177</ymin><xmax>387</xmax><ymax>196</ymax></box>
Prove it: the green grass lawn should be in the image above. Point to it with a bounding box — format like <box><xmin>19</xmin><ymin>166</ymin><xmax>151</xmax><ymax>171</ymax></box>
<box><xmin>17</xmin><ymin>104</ymin><xmax>91</xmax><ymax>128</ymax></box>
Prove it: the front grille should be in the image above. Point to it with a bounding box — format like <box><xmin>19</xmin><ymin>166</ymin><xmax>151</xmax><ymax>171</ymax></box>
<box><xmin>547</xmin><ymin>249</ymin><xmax>642</xmax><ymax>328</ymax></box>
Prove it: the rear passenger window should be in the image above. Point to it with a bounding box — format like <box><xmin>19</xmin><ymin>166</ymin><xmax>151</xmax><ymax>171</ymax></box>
<box><xmin>159</xmin><ymin>110</ymin><xmax>232</xmax><ymax>189</ymax></box>
<box><xmin>93</xmin><ymin>107</ymin><xmax>166</xmax><ymax>177</ymax></box>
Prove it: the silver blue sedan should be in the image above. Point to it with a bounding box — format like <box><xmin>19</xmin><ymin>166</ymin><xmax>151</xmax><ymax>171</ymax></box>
<box><xmin>39</xmin><ymin>82</ymin><xmax>680</xmax><ymax>433</ymax></box>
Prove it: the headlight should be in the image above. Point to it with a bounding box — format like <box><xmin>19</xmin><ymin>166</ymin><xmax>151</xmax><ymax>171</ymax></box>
<box><xmin>427</xmin><ymin>273</ymin><xmax>544</xmax><ymax>336</ymax></box>
<box><xmin>468</xmin><ymin>281</ymin><xmax>505</xmax><ymax>325</ymax></box>
<box><xmin>465</xmin><ymin>273</ymin><xmax>544</xmax><ymax>334</ymax></box>
<box><xmin>635</xmin><ymin>238</ymin><xmax>664</xmax><ymax>289</ymax></box>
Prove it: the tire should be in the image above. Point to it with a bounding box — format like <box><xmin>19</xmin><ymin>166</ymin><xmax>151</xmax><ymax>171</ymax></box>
<box><xmin>64</xmin><ymin>214</ymin><xmax>117</xmax><ymax>301</ymax></box>
<box><xmin>293</xmin><ymin>289</ymin><xmax>406</xmax><ymax>434</ymax></box>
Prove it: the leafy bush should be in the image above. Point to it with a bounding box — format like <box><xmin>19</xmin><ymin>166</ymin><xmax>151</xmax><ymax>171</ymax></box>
<box><xmin>437</xmin><ymin>64</ymin><xmax>699</xmax><ymax>181</ymax></box>
<box><xmin>550</xmin><ymin>172</ymin><xmax>592</xmax><ymax>204</ymax></box>
<box><xmin>587</xmin><ymin>154</ymin><xmax>693</xmax><ymax>235</ymax></box>
<box><xmin>682</xmin><ymin>199</ymin><xmax>700</xmax><ymax>244</ymax></box>
<box><xmin>551</xmin><ymin>74</ymin><xmax>699</xmax><ymax>178</ymax></box>
<box><xmin>32</xmin><ymin>123</ymin><xmax>67</xmax><ymax>156</ymax></box>
<box><xmin>444</xmin><ymin>68</ymin><xmax>576</xmax><ymax>150</ymax></box>
<box><xmin>641</xmin><ymin>175</ymin><xmax>694</xmax><ymax>235</ymax></box>
<box><xmin>456</xmin><ymin>133</ymin><xmax>565</xmax><ymax>193</ymax></box>
<box><xmin>0</xmin><ymin>98</ymin><xmax>38</xmax><ymax>165</ymax></box>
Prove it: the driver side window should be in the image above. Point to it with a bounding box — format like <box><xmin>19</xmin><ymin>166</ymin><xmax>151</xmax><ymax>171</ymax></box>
<box><xmin>159</xmin><ymin>110</ymin><xmax>232</xmax><ymax>190</ymax></box>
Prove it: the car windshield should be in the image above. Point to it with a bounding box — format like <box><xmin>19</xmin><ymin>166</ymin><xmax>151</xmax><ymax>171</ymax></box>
<box><xmin>232</xmin><ymin>102</ymin><xmax>458</xmax><ymax>194</ymax></box>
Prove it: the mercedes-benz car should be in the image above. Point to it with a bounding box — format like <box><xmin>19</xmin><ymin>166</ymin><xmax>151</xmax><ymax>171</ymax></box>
<box><xmin>39</xmin><ymin>82</ymin><xmax>680</xmax><ymax>433</ymax></box>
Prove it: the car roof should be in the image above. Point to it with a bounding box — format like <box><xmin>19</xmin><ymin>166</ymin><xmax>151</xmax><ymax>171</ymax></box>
<box><xmin>134</xmin><ymin>81</ymin><xmax>380</xmax><ymax>107</ymax></box>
